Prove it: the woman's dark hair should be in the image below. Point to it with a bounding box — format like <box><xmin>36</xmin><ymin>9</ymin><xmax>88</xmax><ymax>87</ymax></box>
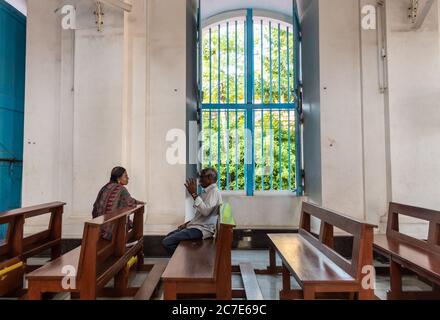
<box><xmin>110</xmin><ymin>166</ymin><xmax>126</xmax><ymax>183</ymax></box>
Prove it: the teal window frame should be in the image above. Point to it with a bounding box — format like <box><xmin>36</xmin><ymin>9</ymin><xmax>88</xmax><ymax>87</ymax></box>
<box><xmin>198</xmin><ymin>7</ymin><xmax>302</xmax><ymax>196</ymax></box>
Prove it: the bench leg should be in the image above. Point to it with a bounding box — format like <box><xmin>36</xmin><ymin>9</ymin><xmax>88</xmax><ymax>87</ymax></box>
<box><xmin>114</xmin><ymin>268</ymin><xmax>130</xmax><ymax>296</ymax></box>
<box><xmin>216</xmin><ymin>263</ymin><xmax>232</xmax><ymax>300</ymax></box>
<box><xmin>303</xmin><ymin>286</ymin><xmax>316</xmax><ymax>300</ymax></box>
<box><xmin>388</xmin><ymin>259</ymin><xmax>403</xmax><ymax>300</ymax></box>
<box><xmin>163</xmin><ymin>282</ymin><xmax>177</xmax><ymax>300</ymax></box>
<box><xmin>358</xmin><ymin>288</ymin><xmax>375</xmax><ymax>300</ymax></box>
<box><xmin>267</xmin><ymin>246</ymin><xmax>277</xmax><ymax>274</ymax></box>
<box><xmin>279</xmin><ymin>264</ymin><xmax>293</xmax><ymax>300</ymax></box>
<box><xmin>80</xmin><ymin>291</ymin><xmax>96</xmax><ymax>300</ymax></box>
<box><xmin>216</xmin><ymin>283</ymin><xmax>232</xmax><ymax>300</ymax></box>
<box><xmin>28</xmin><ymin>286</ymin><xmax>43</xmax><ymax>300</ymax></box>
<box><xmin>136</xmin><ymin>251</ymin><xmax>145</xmax><ymax>271</ymax></box>
<box><xmin>282</xmin><ymin>264</ymin><xmax>291</xmax><ymax>289</ymax></box>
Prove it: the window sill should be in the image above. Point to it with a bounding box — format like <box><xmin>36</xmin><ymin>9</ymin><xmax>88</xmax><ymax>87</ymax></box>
<box><xmin>221</xmin><ymin>190</ymin><xmax>303</xmax><ymax>197</ymax></box>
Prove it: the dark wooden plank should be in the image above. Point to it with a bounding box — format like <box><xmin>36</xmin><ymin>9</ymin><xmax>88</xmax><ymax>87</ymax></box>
<box><xmin>302</xmin><ymin>202</ymin><xmax>377</xmax><ymax>234</ymax></box>
<box><xmin>0</xmin><ymin>202</ymin><xmax>65</xmax><ymax>222</ymax></box>
<box><xmin>162</xmin><ymin>239</ymin><xmax>216</xmax><ymax>282</ymax></box>
<box><xmin>22</xmin><ymin>230</ymin><xmax>51</xmax><ymax>248</ymax></box>
<box><xmin>86</xmin><ymin>205</ymin><xmax>144</xmax><ymax>226</ymax></box>
<box><xmin>267</xmin><ymin>233</ymin><xmax>355</xmax><ymax>284</ymax></box>
<box><xmin>300</xmin><ymin>229</ymin><xmax>353</xmax><ymax>277</ymax></box>
<box><xmin>96</xmin><ymin>240</ymin><xmax>143</xmax><ymax>288</ymax></box>
<box><xmin>27</xmin><ymin>247</ymin><xmax>81</xmax><ymax>280</ymax></box>
<box><xmin>239</xmin><ymin>263</ymin><xmax>263</xmax><ymax>300</ymax></box>
<box><xmin>389</xmin><ymin>202</ymin><xmax>440</xmax><ymax>224</ymax></box>
<box><xmin>374</xmin><ymin>235</ymin><xmax>440</xmax><ymax>280</ymax></box>
<box><xmin>22</xmin><ymin>239</ymin><xmax>61</xmax><ymax>259</ymax></box>
<box><xmin>134</xmin><ymin>261</ymin><xmax>168</xmax><ymax>300</ymax></box>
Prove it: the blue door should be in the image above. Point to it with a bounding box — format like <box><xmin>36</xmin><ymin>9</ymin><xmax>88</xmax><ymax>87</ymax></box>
<box><xmin>0</xmin><ymin>0</ymin><xmax>26</xmax><ymax>239</ymax></box>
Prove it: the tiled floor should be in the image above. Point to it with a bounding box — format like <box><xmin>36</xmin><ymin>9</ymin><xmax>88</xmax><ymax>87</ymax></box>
<box><xmin>16</xmin><ymin>250</ymin><xmax>432</xmax><ymax>300</ymax></box>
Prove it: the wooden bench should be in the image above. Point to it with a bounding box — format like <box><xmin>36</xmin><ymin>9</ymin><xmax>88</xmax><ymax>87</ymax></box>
<box><xmin>268</xmin><ymin>202</ymin><xmax>377</xmax><ymax>300</ymax></box>
<box><xmin>0</xmin><ymin>202</ymin><xmax>65</xmax><ymax>297</ymax></box>
<box><xmin>161</xmin><ymin>203</ymin><xmax>235</xmax><ymax>300</ymax></box>
<box><xmin>27</xmin><ymin>204</ymin><xmax>163</xmax><ymax>300</ymax></box>
<box><xmin>373</xmin><ymin>202</ymin><xmax>440</xmax><ymax>300</ymax></box>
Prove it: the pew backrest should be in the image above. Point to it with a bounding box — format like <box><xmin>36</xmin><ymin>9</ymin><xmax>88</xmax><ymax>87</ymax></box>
<box><xmin>76</xmin><ymin>205</ymin><xmax>145</xmax><ymax>287</ymax></box>
<box><xmin>385</xmin><ymin>202</ymin><xmax>440</xmax><ymax>255</ymax></box>
<box><xmin>0</xmin><ymin>202</ymin><xmax>65</xmax><ymax>261</ymax></box>
<box><xmin>299</xmin><ymin>202</ymin><xmax>377</xmax><ymax>280</ymax></box>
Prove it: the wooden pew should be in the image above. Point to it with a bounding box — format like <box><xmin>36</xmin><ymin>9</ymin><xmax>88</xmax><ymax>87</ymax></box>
<box><xmin>26</xmin><ymin>204</ymin><xmax>162</xmax><ymax>300</ymax></box>
<box><xmin>268</xmin><ymin>202</ymin><xmax>377</xmax><ymax>300</ymax></box>
<box><xmin>0</xmin><ymin>202</ymin><xmax>65</xmax><ymax>297</ymax></box>
<box><xmin>373</xmin><ymin>202</ymin><xmax>440</xmax><ymax>300</ymax></box>
<box><xmin>161</xmin><ymin>203</ymin><xmax>235</xmax><ymax>300</ymax></box>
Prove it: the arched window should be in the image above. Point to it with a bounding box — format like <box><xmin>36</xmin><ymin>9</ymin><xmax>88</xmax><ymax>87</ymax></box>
<box><xmin>199</xmin><ymin>9</ymin><xmax>301</xmax><ymax>195</ymax></box>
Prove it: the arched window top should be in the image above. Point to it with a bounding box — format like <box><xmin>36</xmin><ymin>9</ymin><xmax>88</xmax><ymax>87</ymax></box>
<box><xmin>202</xmin><ymin>9</ymin><xmax>293</xmax><ymax>29</ymax></box>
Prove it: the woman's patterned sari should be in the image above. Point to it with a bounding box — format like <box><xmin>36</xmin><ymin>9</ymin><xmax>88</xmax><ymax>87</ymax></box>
<box><xmin>92</xmin><ymin>183</ymin><xmax>138</xmax><ymax>240</ymax></box>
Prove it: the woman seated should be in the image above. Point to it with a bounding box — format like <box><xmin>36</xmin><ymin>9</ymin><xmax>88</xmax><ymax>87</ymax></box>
<box><xmin>92</xmin><ymin>166</ymin><xmax>144</xmax><ymax>240</ymax></box>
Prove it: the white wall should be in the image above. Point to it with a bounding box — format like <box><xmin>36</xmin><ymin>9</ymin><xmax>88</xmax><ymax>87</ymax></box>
<box><xmin>144</xmin><ymin>0</ymin><xmax>189</xmax><ymax>234</ymax></box>
<box><xmin>222</xmin><ymin>193</ymin><xmax>303</xmax><ymax>229</ymax></box>
<box><xmin>22</xmin><ymin>0</ymin><xmax>63</xmax><ymax>230</ymax></box>
<box><xmin>385</xmin><ymin>0</ymin><xmax>440</xmax><ymax>235</ymax></box>
<box><xmin>300</xmin><ymin>0</ymin><xmax>440</xmax><ymax>236</ymax></box>
<box><xmin>22</xmin><ymin>0</ymin><xmax>192</xmax><ymax>236</ymax></box>
<box><xmin>23</xmin><ymin>0</ymin><xmax>131</xmax><ymax>236</ymax></box>
<box><xmin>319</xmin><ymin>0</ymin><xmax>365</xmax><ymax>220</ymax></box>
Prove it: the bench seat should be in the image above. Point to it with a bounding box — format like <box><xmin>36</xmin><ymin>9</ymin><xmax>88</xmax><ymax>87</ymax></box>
<box><xmin>269</xmin><ymin>234</ymin><xmax>356</xmax><ymax>285</ymax></box>
<box><xmin>374</xmin><ymin>234</ymin><xmax>440</xmax><ymax>283</ymax></box>
<box><xmin>373</xmin><ymin>203</ymin><xmax>440</xmax><ymax>299</ymax></box>
<box><xmin>267</xmin><ymin>202</ymin><xmax>377</xmax><ymax>300</ymax></box>
<box><xmin>27</xmin><ymin>247</ymin><xmax>81</xmax><ymax>281</ymax></box>
<box><xmin>26</xmin><ymin>206</ymin><xmax>158</xmax><ymax>300</ymax></box>
<box><xmin>161</xmin><ymin>239</ymin><xmax>216</xmax><ymax>282</ymax></box>
<box><xmin>27</xmin><ymin>240</ymin><xmax>143</xmax><ymax>287</ymax></box>
<box><xmin>162</xmin><ymin>204</ymin><xmax>235</xmax><ymax>300</ymax></box>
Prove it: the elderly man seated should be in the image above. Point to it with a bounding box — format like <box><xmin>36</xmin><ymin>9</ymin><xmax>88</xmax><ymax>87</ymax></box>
<box><xmin>162</xmin><ymin>168</ymin><xmax>222</xmax><ymax>254</ymax></box>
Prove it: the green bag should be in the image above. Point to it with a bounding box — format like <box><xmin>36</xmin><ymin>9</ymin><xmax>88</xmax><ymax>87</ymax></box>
<box><xmin>220</xmin><ymin>203</ymin><xmax>235</xmax><ymax>226</ymax></box>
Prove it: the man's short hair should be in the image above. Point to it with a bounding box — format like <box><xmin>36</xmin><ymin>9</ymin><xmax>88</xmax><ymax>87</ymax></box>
<box><xmin>200</xmin><ymin>167</ymin><xmax>218</xmax><ymax>181</ymax></box>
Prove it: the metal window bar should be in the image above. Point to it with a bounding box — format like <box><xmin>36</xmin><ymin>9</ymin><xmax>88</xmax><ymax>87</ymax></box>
<box><xmin>226</xmin><ymin>22</ymin><xmax>230</xmax><ymax>190</ymax></box>
<box><xmin>217</xmin><ymin>24</ymin><xmax>221</xmax><ymax>188</ymax></box>
<box><xmin>278</xmin><ymin>24</ymin><xmax>282</xmax><ymax>190</ymax></box>
<box><xmin>235</xmin><ymin>20</ymin><xmax>239</xmax><ymax>190</ymax></box>
<box><xmin>209</xmin><ymin>28</ymin><xmax>212</xmax><ymax>166</ymax></box>
<box><xmin>260</xmin><ymin>19</ymin><xmax>264</xmax><ymax>191</ymax></box>
<box><xmin>269</xmin><ymin>22</ymin><xmax>274</xmax><ymax>190</ymax></box>
<box><xmin>245</xmin><ymin>9</ymin><xmax>254</xmax><ymax>195</ymax></box>
<box><xmin>287</xmin><ymin>26</ymin><xmax>291</xmax><ymax>190</ymax></box>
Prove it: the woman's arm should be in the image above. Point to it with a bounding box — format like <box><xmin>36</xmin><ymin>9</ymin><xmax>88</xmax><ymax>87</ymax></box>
<box><xmin>120</xmin><ymin>187</ymin><xmax>144</xmax><ymax>207</ymax></box>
